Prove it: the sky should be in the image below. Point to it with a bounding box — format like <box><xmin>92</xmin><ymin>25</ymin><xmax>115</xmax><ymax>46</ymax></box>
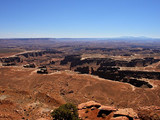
<box><xmin>0</xmin><ymin>0</ymin><xmax>160</xmax><ymax>38</ymax></box>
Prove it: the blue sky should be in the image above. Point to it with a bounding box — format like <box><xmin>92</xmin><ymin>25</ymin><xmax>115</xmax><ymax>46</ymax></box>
<box><xmin>0</xmin><ymin>0</ymin><xmax>160</xmax><ymax>38</ymax></box>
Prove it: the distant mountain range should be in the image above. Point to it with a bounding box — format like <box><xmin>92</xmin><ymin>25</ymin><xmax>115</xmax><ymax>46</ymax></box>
<box><xmin>0</xmin><ymin>36</ymin><xmax>160</xmax><ymax>43</ymax></box>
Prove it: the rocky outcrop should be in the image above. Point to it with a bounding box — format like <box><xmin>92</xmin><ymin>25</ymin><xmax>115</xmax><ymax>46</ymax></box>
<box><xmin>20</xmin><ymin>52</ymin><xmax>42</xmax><ymax>58</ymax></box>
<box><xmin>0</xmin><ymin>56</ymin><xmax>21</xmax><ymax>63</ymax></box>
<box><xmin>37</xmin><ymin>66</ymin><xmax>48</xmax><ymax>74</ymax></box>
<box><xmin>114</xmin><ymin>108</ymin><xmax>139</xmax><ymax>119</ymax></box>
<box><xmin>127</xmin><ymin>57</ymin><xmax>160</xmax><ymax>67</ymax></box>
<box><xmin>78</xmin><ymin>101</ymin><xmax>139</xmax><ymax>120</ymax></box>
<box><xmin>60</xmin><ymin>55</ymin><xmax>81</xmax><ymax>65</ymax></box>
<box><xmin>75</xmin><ymin>66</ymin><xmax>89</xmax><ymax>74</ymax></box>
<box><xmin>67</xmin><ymin>56</ymin><xmax>160</xmax><ymax>88</ymax></box>
<box><xmin>74</xmin><ymin>65</ymin><xmax>153</xmax><ymax>88</ymax></box>
<box><xmin>18</xmin><ymin>50</ymin><xmax>62</xmax><ymax>58</ymax></box>
<box><xmin>23</xmin><ymin>63</ymin><xmax>36</xmax><ymax>68</ymax></box>
<box><xmin>91</xmin><ymin>66</ymin><xmax>153</xmax><ymax>88</ymax></box>
<box><xmin>71</xmin><ymin>57</ymin><xmax>156</xmax><ymax>88</ymax></box>
<box><xmin>119</xmin><ymin>70</ymin><xmax>160</xmax><ymax>80</ymax></box>
<box><xmin>0</xmin><ymin>50</ymin><xmax>62</xmax><ymax>67</ymax></box>
<box><xmin>78</xmin><ymin>101</ymin><xmax>101</xmax><ymax>110</ymax></box>
<box><xmin>2</xmin><ymin>63</ymin><xmax>16</xmax><ymax>66</ymax></box>
<box><xmin>71</xmin><ymin>65</ymin><xmax>154</xmax><ymax>88</ymax></box>
<box><xmin>98</xmin><ymin>106</ymin><xmax>117</xmax><ymax>111</ymax></box>
<box><xmin>110</xmin><ymin>116</ymin><xmax>129</xmax><ymax>120</ymax></box>
<box><xmin>0</xmin><ymin>56</ymin><xmax>21</xmax><ymax>66</ymax></box>
<box><xmin>61</xmin><ymin>55</ymin><xmax>160</xmax><ymax>69</ymax></box>
<box><xmin>99</xmin><ymin>57</ymin><xmax>160</xmax><ymax>67</ymax></box>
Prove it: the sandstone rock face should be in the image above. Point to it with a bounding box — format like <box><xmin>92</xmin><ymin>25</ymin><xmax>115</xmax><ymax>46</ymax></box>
<box><xmin>75</xmin><ymin>66</ymin><xmax>90</xmax><ymax>74</ymax></box>
<box><xmin>61</xmin><ymin>55</ymin><xmax>160</xmax><ymax>69</ymax></box>
<box><xmin>60</xmin><ymin>55</ymin><xmax>160</xmax><ymax>88</ymax></box>
<box><xmin>91</xmin><ymin>66</ymin><xmax>153</xmax><ymax>88</ymax></box>
<box><xmin>60</xmin><ymin>55</ymin><xmax>81</xmax><ymax>65</ymax></box>
<box><xmin>98</xmin><ymin>105</ymin><xmax>117</xmax><ymax>111</ymax></box>
<box><xmin>18</xmin><ymin>50</ymin><xmax>62</xmax><ymax>58</ymax></box>
<box><xmin>0</xmin><ymin>56</ymin><xmax>21</xmax><ymax>64</ymax></box>
<box><xmin>78</xmin><ymin>101</ymin><xmax>101</xmax><ymax>110</ymax></box>
<box><xmin>110</xmin><ymin>116</ymin><xmax>129</xmax><ymax>120</ymax></box>
<box><xmin>114</xmin><ymin>108</ymin><xmax>139</xmax><ymax>119</ymax></box>
<box><xmin>0</xmin><ymin>49</ymin><xmax>62</xmax><ymax>68</ymax></box>
<box><xmin>78</xmin><ymin>101</ymin><xmax>139</xmax><ymax>120</ymax></box>
<box><xmin>37</xmin><ymin>68</ymin><xmax>48</xmax><ymax>74</ymax></box>
<box><xmin>23</xmin><ymin>63</ymin><xmax>36</xmax><ymax>68</ymax></box>
<box><xmin>37</xmin><ymin>66</ymin><xmax>48</xmax><ymax>74</ymax></box>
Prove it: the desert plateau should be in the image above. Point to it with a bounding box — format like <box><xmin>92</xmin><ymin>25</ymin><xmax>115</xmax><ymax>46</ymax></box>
<box><xmin>0</xmin><ymin>39</ymin><xmax>160</xmax><ymax>120</ymax></box>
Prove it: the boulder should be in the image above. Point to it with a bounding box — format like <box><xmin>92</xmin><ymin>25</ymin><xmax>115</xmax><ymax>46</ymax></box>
<box><xmin>110</xmin><ymin>116</ymin><xmax>129</xmax><ymax>120</ymax></box>
<box><xmin>23</xmin><ymin>63</ymin><xmax>35</xmax><ymax>68</ymax></box>
<box><xmin>78</xmin><ymin>101</ymin><xmax>101</xmax><ymax>110</ymax></box>
<box><xmin>37</xmin><ymin>68</ymin><xmax>48</xmax><ymax>74</ymax></box>
<box><xmin>98</xmin><ymin>105</ymin><xmax>117</xmax><ymax>111</ymax></box>
<box><xmin>114</xmin><ymin>108</ymin><xmax>138</xmax><ymax>119</ymax></box>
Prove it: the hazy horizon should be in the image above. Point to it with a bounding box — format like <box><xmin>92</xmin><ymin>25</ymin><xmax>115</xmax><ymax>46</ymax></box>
<box><xmin>0</xmin><ymin>36</ymin><xmax>160</xmax><ymax>39</ymax></box>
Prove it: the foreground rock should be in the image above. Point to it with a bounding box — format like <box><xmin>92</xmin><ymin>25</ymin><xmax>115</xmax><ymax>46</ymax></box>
<box><xmin>114</xmin><ymin>108</ymin><xmax>139</xmax><ymax>119</ymax></box>
<box><xmin>78</xmin><ymin>101</ymin><xmax>139</xmax><ymax>120</ymax></box>
<box><xmin>78</xmin><ymin>101</ymin><xmax>101</xmax><ymax>110</ymax></box>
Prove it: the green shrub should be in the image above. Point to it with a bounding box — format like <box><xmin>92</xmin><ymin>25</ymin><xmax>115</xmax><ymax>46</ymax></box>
<box><xmin>51</xmin><ymin>103</ymin><xmax>79</xmax><ymax>120</ymax></box>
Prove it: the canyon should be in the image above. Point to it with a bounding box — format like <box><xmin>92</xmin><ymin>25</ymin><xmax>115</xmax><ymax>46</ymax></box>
<box><xmin>0</xmin><ymin>39</ymin><xmax>160</xmax><ymax>119</ymax></box>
